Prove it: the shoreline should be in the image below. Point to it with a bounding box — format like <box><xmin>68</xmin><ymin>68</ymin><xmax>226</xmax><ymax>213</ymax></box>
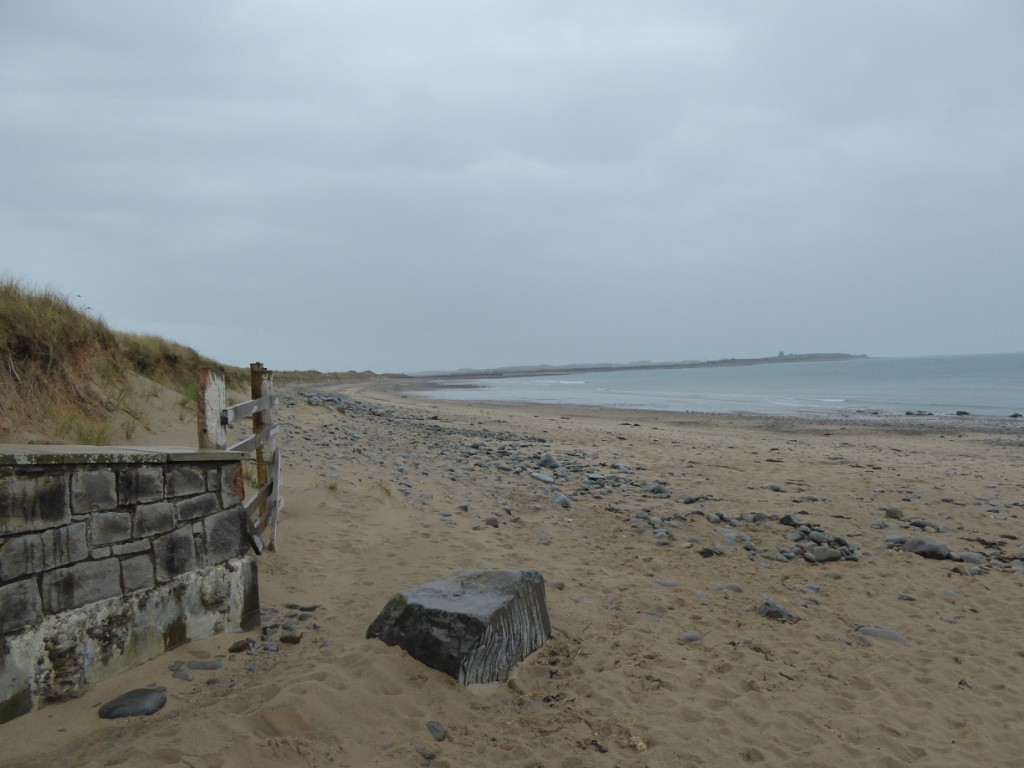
<box><xmin>386</xmin><ymin>383</ymin><xmax>1024</xmax><ymax>437</ymax></box>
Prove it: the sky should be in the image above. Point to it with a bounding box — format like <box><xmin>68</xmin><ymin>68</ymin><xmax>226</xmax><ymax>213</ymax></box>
<box><xmin>2</xmin><ymin>2</ymin><xmax>1022</xmax><ymax>374</ymax></box>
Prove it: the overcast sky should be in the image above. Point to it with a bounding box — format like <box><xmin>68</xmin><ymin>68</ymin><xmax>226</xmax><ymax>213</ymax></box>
<box><xmin>2</xmin><ymin>2</ymin><xmax>1022</xmax><ymax>373</ymax></box>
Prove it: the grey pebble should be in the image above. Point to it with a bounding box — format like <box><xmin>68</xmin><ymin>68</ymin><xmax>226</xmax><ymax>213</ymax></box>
<box><xmin>426</xmin><ymin>720</ymin><xmax>448</xmax><ymax>741</ymax></box>
<box><xmin>98</xmin><ymin>688</ymin><xmax>167</xmax><ymax>719</ymax></box>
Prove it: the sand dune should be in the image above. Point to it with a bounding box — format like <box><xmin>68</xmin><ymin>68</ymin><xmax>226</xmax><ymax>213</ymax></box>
<box><xmin>4</xmin><ymin>379</ymin><xmax>1023</xmax><ymax>767</ymax></box>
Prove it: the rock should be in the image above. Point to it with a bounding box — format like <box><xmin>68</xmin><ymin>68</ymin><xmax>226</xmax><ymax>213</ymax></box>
<box><xmin>808</xmin><ymin>546</ymin><xmax>841</xmax><ymax>563</ymax></box>
<box><xmin>757</xmin><ymin>599</ymin><xmax>800</xmax><ymax>623</ymax></box>
<box><xmin>883</xmin><ymin>507</ymin><xmax>904</xmax><ymax>520</ymax></box>
<box><xmin>367</xmin><ymin>569</ymin><xmax>551</xmax><ymax>684</ymax></box>
<box><xmin>552</xmin><ymin>492</ymin><xmax>572</xmax><ymax>509</ymax></box>
<box><xmin>186</xmin><ymin>660</ymin><xmax>223</xmax><ymax>671</ymax></box>
<box><xmin>778</xmin><ymin>513</ymin><xmax>803</xmax><ymax>527</ymax></box>
<box><xmin>528</xmin><ymin>471</ymin><xmax>555</xmax><ymax>484</ymax></box>
<box><xmin>229</xmin><ymin>638</ymin><xmax>256</xmax><ymax>654</ymax></box>
<box><xmin>905</xmin><ymin>537</ymin><xmax>951</xmax><ymax>559</ymax></box>
<box><xmin>679</xmin><ymin>631</ymin><xmax>701</xmax><ymax>644</ymax></box>
<box><xmin>98</xmin><ymin>688</ymin><xmax>167</xmax><ymax>719</ymax></box>
<box><xmin>956</xmin><ymin>551</ymin><xmax>986</xmax><ymax>565</ymax></box>
<box><xmin>537</xmin><ymin>454</ymin><xmax>559</xmax><ymax>469</ymax></box>
<box><xmin>426</xmin><ymin>721</ymin><xmax>448</xmax><ymax>741</ymax></box>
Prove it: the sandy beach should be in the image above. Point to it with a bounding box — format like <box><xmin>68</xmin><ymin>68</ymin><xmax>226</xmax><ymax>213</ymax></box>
<box><xmin>4</xmin><ymin>378</ymin><xmax>1024</xmax><ymax>767</ymax></box>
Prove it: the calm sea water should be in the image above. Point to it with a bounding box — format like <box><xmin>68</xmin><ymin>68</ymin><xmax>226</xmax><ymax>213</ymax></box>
<box><xmin>416</xmin><ymin>354</ymin><xmax>1024</xmax><ymax>420</ymax></box>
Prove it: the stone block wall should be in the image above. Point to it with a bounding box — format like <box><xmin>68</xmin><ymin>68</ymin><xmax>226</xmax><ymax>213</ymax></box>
<box><xmin>0</xmin><ymin>446</ymin><xmax>261</xmax><ymax>723</ymax></box>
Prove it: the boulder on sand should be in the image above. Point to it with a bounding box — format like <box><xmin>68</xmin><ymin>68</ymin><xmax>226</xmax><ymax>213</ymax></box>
<box><xmin>366</xmin><ymin>569</ymin><xmax>551</xmax><ymax>684</ymax></box>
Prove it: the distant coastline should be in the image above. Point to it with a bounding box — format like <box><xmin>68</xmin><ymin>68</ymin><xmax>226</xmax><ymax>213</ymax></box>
<box><xmin>422</xmin><ymin>352</ymin><xmax>869</xmax><ymax>381</ymax></box>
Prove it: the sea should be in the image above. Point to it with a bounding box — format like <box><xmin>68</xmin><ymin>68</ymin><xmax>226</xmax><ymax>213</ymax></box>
<box><xmin>415</xmin><ymin>353</ymin><xmax>1024</xmax><ymax>422</ymax></box>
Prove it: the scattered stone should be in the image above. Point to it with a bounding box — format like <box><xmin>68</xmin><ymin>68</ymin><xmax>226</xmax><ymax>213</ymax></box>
<box><xmin>485</xmin><ymin>517</ymin><xmax>500</xmax><ymax>528</ymax></box>
<box><xmin>528</xmin><ymin>471</ymin><xmax>555</xmax><ymax>484</ymax></box>
<box><xmin>172</xmin><ymin>668</ymin><xmax>194</xmax><ymax>682</ymax></box>
<box><xmin>905</xmin><ymin>537</ymin><xmax>951</xmax><ymax>560</ymax></box>
<box><xmin>425</xmin><ymin>720</ymin><xmax>448</xmax><ymax>741</ymax></box>
<box><xmin>956</xmin><ymin>551</ymin><xmax>986</xmax><ymax>565</ymax></box>
<box><xmin>552</xmin><ymin>492</ymin><xmax>572</xmax><ymax>509</ymax></box>
<box><xmin>281</xmin><ymin>631</ymin><xmax>303</xmax><ymax>644</ymax></box>
<box><xmin>537</xmin><ymin>454</ymin><xmax>559</xmax><ymax>469</ymax></box>
<box><xmin>757</xmin><ymin>599</ymin><xmax>800</xmax><ymax>623</ymax></box>
<box><xmin>98</xmin><ymin>688</ymin><xmax>167</xmax><ymax>719</ymax></box>
<box><xmin>186</xmin><ymin>660</ymin><xmax>223</xmax><ymax>671</ymax></box>
<box><xmin>228</xmin><ymin>638</ymin><xmax>256</xmax><ymax>654</ymax></box>
<box><xmin>679</xmin><ymin>631</ymin><xmax>701</xmax><ymax>644</ymax></box>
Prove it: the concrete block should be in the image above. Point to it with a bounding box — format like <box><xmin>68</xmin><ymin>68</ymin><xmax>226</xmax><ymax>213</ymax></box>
<box><xmin>176</xmin><ymin>493</ymin><xmax>219</xmax><ymax>522</ymax></box>
<box><xmin>117</xmin><ymin>466</ymin><xmax>164</xmax><ymax>505</ymax></box>
<box><xmin>0</xmin><ymin>579</ymin><xmax>44</xmax><ymax>635</ymax></box>
<box><xmin>202</xmin><ymin>507</ymin><xmax>248</xmax><ymax>565</ymax></box>
<box><xmin>132</xmin><ymin>501</ymin><xmax>175</xmax><ymax>538</ymax></box>
<box><xmin>367</xmin><ymin>569</ymin><xmax>551</xmax><ymax>684</ymax></box>
<box><xmin>71</xmin><ymin>469</ymin><xmax>118</xmax><ymax>514</ymax></box>
<box><xmin>0</xmin><ymin>534</ymin><xmax>43</xmax><ymax>581</ymax></box>
<box><xmin>40</xmin><ymin>558</ymin><xmax>122</xmax><ymax>614</ymax></box>
<box><xmin>153</xmin><ymin>528</ymin><xmax>196</xmax><ymax>582</ymax></box>
<box><xmin>40</xmin><ymin>522</ymin><xmax>89</xmax><ymax>570</ymax></box>
<box><xmin>220</xmin><ymin>464</ymin><xmax>244</xmax><ymax>507</ymax></box>
<box><xmin>0</xmin><ymin>470</ymin><xmax>71</xmax><ymax>535</ymax></box>
<box><xmin>165</xmin><ymin>466</ymin><xmax>205</xmax><ymax>498</ymax></box>
<box><xmin>89</xmin><ymin>511</ymin><xmax>132</xmax><ymax>545</ymax></box>
<box><xmin>121</xmin><ymin>554</ymin><xmax>155</xmax><ymax>593</ymax></box>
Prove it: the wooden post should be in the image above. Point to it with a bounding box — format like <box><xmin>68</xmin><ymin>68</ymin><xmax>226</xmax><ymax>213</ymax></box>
<box><xmin>197</xmin><ymin>367</ymin><xmax>227</xmax><ymax>449</ymax></box>
<box><xmin>250</xmin><ymin>362</ymin><xmax>280</xmax><ymax>548</ymax></box>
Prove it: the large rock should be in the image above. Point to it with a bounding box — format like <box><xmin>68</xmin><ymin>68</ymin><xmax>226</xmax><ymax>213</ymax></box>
<box><xmin>366</xmin><ymin>569</ymin><xmax>551</xmax><ymax>684</ymax></box>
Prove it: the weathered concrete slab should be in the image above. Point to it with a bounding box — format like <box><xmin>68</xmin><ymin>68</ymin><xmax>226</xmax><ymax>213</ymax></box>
<box><xmin>367</xmin><ymin>569</ymin><xmax>551</xmax><ymax>684</ymax></box>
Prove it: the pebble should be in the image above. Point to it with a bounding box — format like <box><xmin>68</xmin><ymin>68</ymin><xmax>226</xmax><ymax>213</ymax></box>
<box><xmin>679</xmin><ymin>631</ymin><xmax>702</xmax><ymax>644</ymax></box>
<box><xmin>757</xmin><ymin>599</ymin><xmax>800</xmax><ymax>623</ymax></box>
<box><xmin>905</xmin><ymin>537</ymin><xmax>952</xmax><ymax>559</ymax></box>
<box><xmin>98</xmin><ymin>688</ymin><xmax>167</xmax><ymax>719</ymax></box>
<box><xmin>186</xmin><ymin>660</ymin><xmax>223</xmax><ymax>671</ymax></box>
<box><xmin>425</xmin><ymin>721</ymin><xmax>448</xmax><ymax>741</ymax></box>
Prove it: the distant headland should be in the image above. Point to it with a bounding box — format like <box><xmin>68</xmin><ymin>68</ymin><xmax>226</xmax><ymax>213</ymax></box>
<box><xmin>424</xmin><ymin>352</ymin><xmax>869</xmax><ymax>380</ymax></box>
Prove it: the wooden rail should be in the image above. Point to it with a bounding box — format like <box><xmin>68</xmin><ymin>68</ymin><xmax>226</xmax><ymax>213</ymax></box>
<box><xmin>197</xmin><ymin>363</ymin><xmax>283</xmax><ymax>554</ymax></box>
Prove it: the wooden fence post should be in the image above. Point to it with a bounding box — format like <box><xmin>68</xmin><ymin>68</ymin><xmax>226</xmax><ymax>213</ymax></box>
<box><xmin>250</xmin><ymin>362</ymin><xmax>281</xmax><ymax>550</ymax></box>
<box><xmin>197</xmin><ymin>367</ymin><xmax>227</xmax><ymax>450</ymax></box>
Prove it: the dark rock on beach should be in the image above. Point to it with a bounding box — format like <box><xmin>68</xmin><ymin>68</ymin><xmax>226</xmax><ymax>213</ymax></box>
<box><xmin>98</xmin><ymin>688</ymin><xmax>167</xmax><ymax>719</ymax></box>
<box><xmin>367</xmin><ymin>569</ymin><xmax>551</xmax><ymax>684</ymax></box>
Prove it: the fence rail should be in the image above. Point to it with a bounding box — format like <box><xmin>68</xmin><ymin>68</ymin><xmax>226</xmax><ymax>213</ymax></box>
<box><xmin>198</xmin><ymin>362</ymin><xmax>283</xmax><ymax>554</ymax></box>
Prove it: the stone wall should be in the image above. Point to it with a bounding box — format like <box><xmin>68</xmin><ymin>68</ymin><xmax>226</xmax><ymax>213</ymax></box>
<box><xmin>0</xmin><ymin>446</ymin><xmax>261</xmax><ymax>723</ymax></box>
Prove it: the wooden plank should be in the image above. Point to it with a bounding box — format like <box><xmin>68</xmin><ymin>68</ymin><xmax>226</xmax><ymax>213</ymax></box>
<box><xmin>268</xmin><ymin>445</ymin><xmax>283</xmax><ymax>551</ymax></box>
<box><xmin>221</xmin><ymin>394</ymin><xmax>277</xmax><ymax>426</ymax></box>
<box><xmin>227</xmin><ymin>423</ymin><xmax>278</xmax><ymax>454</ymax></box>
<box><xmin>197</xmin><ymin>368</ymin><xmax>227</xmax><ymax>449</ymax></box>
<box><xmin>242</xmin><ymin>480</ymin><xmax>273</xmax><ymax>519</ymax></box>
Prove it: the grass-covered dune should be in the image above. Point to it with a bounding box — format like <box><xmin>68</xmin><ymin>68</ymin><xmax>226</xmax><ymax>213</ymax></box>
<box><xmin>0</xmin><ymin>277</ymin><xmax>246</xmax><ymax>444</ymax></box>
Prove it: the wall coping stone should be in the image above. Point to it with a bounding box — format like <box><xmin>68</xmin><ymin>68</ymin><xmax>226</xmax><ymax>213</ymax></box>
<box><xmin>0</xmin><ymin>445</ymin><xmax>245</xmax><ymax>466</ymax></box>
